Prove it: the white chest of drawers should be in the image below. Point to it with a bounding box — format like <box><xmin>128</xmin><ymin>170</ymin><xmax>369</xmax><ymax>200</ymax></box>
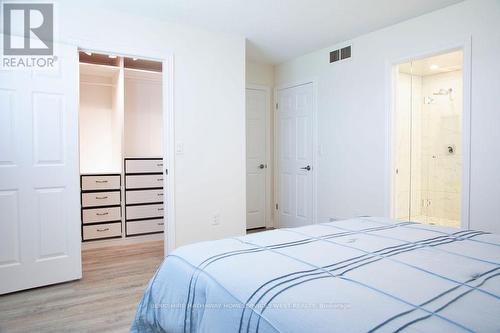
<box><xmin>80</xmin><ymin>174</ymin><xmax>122</xmax><ymax>241</ymax></box>
<box><xmin>124</xmin><ymin>158</ymin><xmax>165</xmax><ymax>236</ymax></box>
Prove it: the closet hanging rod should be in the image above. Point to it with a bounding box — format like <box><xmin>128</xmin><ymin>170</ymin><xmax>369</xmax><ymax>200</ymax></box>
<box><xmin>124</xmin><ymin>67</ymin><xmax>162</xmax><ymax>75</ymax></box>
<box><xmin>80</xmin><ymin>81</ymin><xmax>116</xmax><ymax>87</ymax></box>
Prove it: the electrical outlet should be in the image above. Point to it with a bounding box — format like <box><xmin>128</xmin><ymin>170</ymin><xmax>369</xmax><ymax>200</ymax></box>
<box><xmin>211</xmin><ymin>214</ymin><xmax>220</xmax><ymax>226</ymax></box>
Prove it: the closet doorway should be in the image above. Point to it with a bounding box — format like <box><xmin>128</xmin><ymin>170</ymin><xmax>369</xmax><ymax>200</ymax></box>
<box><xmin>246</xmin><ymin>86</ymin><xmax>271</xmax><ymax>230</ymax></box>
<box><xmin>392</xmin><ymin>49</ymin><xmax>468</xmax><ymax>228</ymax></box>
<box><xmin>78</xmin><ymin>51</ymin><xmax>168</xmax><ymax>252</ymax></box>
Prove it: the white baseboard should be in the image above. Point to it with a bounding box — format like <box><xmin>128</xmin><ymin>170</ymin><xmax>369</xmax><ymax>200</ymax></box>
<box><xmin>82</xmin><ymin>233</ymin><xmax>164</xmax><ymax>250</ymax></box>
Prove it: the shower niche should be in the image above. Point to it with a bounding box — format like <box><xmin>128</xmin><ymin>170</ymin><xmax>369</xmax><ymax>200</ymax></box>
<box><xmin>392</xmin><ymin>50</ymin><xmax>463</xmax><ymax>228</ymax></box>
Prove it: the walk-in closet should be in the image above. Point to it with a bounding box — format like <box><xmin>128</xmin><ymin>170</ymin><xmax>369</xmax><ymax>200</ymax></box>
<box><xmin>78</xmin><ymin>51</ymin><xmax>165</xmax><ymax>245</ymax></box>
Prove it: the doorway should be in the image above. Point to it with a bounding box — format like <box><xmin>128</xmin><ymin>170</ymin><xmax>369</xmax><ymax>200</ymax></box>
<box><xmin>392</xmin><ymin>49</ymin><xmax>464</xmax><ymax>228</ymax></box>
<box><xmin>78</xmin><ymin>51</ymin><xmax>166</xmax><ymax>247</ymax></box>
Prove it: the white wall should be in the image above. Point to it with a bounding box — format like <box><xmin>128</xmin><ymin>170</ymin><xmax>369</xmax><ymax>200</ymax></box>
<box><xmin>246</xmin><ymin>61</ymin><xmax>275</xmax><ymax>87</ymax></box>
<box><xmin>57</xmin><ymin>2</ymin><xmax>246</xmax><ymax>247</ymax></box>
<box><xmin>275</xmin><ymin>0</ymin><xmax>500</xmax><ymax>233</ymax></box>
<box><xmin>246</xmin><ymin>61</ymin><xmax>276</xmax><ymax>226</ymax></box>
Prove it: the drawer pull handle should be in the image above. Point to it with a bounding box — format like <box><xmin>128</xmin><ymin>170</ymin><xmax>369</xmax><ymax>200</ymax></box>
<box><xmin>95</xmin><ymin>180</ymin><xmax>108</xmax><ymax>183</ymax></box>
<box><xmin>96</xmin><ymin>196</ymin><xmax>108</xmax><ymax>200</ymax></box>
<box><xmin>158</xmin><ymin>208</ymin><xmax>164</xmax><ymax>211</ymax></box>
<box><xmin>157</xmin><ymin>178</ymin><xmax>163</xmax><ymax>182</ymax></box>
<box><xmin>157</xmin><ymin>193</ymin><xmax>164</xmax><ymax>196</ymax></box>
<box><xmin>97</xmin><ymin>228</ymin><xmax>109</xmax><ymax>232</ymax></box>
<box><xmin>157</xmin><ymin>222</ymin><xmax>164</xmax><ymax>226</ymax></box>
<box><xmin>157</xmin><ymin>163</ymin><xmax>163</xmax><ymax>167</ymax></box>
<box><xmin>96</xmin><ymin>212</ymin><xmax>109</xmax><ymax>216</ymax></box>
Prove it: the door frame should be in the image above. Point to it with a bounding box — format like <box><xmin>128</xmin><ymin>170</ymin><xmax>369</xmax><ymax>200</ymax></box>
<box><xmin>386</xmin><ymin>36</ymin><xmax>472</xmax><ymax>229</ymax></box>
<box><xmin>274</xmin><ymin>79</ymin><xmax>318</xmax><ymax>228</ymax></box>
<box><xmin>67</xmin><ymin>37</ymin><xmax>176</xmax><ymax>254</ymax></box>
<box><xmin>246</xmin><ymin>84</ymin><xmax>273</xmax><ymax>229</ymax></box>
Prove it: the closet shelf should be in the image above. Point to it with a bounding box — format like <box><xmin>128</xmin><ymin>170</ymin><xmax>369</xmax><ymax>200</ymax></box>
<box><xmin>80</xmin><ymin>81</ymin><xmax>116</xmax><ymax>87</ymax></box>
<box><xmin>124</xmin><ymin>67</ymin><xmax>162</xmax><ymax>81</ymax></box>
<box><xmin>79</xmin><ymin>62</ymin><xmax>120</xmax><ymax>78</ymax></box>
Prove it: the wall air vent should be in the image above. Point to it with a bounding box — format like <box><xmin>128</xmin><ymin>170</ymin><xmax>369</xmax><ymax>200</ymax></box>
<box><xmin>340</xmin><ymin>46</ymin><xmax>351</xmax><ymax>59</ymax></box>
<box><xmin>330</xmin><ymin>45</ymin><xmax>351</xmax><ymax>63</ymax></box>
<box><xmin>329</xmin><ymin>49</ymin><xmax>340</xmax><ymax>63</ymax></box>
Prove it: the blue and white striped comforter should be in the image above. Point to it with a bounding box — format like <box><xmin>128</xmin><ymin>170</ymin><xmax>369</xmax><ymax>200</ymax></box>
<box><xmin>131</xmin><ymin>217</ymin><xmax>500</xmax><ymax>332</ymax></box>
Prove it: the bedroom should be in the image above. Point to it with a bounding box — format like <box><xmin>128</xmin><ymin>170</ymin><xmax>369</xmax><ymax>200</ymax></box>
<box><xmin>0</xmin><ymin>0</ymin><xmax>499</xmax><ymax>332</ymax></box>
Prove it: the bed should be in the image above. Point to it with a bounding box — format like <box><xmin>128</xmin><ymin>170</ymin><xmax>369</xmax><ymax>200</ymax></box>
<box><xmin>131</xmin><ymin>217</ymin><xmax>500</xmax><ymax>332</ymax></box>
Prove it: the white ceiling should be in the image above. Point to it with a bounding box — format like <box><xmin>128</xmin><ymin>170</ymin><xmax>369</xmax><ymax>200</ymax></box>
<box><xmin>77</xmin><ymin>0</ymin><xmax>464</xmax><ymax>64</ymax></box>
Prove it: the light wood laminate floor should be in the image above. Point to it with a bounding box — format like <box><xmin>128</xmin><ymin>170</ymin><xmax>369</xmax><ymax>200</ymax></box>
<box><xmin>0</xmin><ymin>241</ymin><xmax>164</xmax><ymax>333</ymax></box>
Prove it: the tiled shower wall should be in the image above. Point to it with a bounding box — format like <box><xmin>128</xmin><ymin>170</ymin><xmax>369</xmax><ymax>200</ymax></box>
<box><xmin>395</xmin><ymin>70</ymin><xmax>462</xmax><ymax>224</ymax></box>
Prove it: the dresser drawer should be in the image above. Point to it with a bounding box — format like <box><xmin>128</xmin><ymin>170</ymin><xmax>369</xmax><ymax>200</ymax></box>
<box><xmin>127</xmin><ymin>219</ymin><xmax>164</xmax><ymax>235</ymax></box>
<box><xmin>83</xmin><ymin>223</ymin><xmax>121</xmax><ymax>240</ymax></box>
<box><xmin>82</xmin><ymin>206</ymin><xmax>121</xmax><ymax>224</ymax></box>
<box><xmin>126</xmin><ymin>204</ymin><xmax>164</xmax><ymax>220</ymax></box>
<box><xmin>126</xmin><ymin>189</ymin><xmax>163</xmax><ymax>205</ymax></box>
<box><xmin>82</xmin><ymin>175</ymin><xmax>120</xmax><ymax>191</ymax></box>
<box><xmin>125</xmin><ymin>175</ymin><xmax>163</xmax><ymax>189</ymax></box>
<box><xmin>82</xmin><ymin>191</ymin><xmax>120</xmax><ymax>207</ymax></box>
<box><xmin>125</xmin><ymin>159</ymin><xmax>163</xmax><ymax>174</ymax></box>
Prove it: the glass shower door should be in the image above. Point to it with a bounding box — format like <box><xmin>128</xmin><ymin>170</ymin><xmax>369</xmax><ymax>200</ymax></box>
<box><xmin>394</xmin><ymin>50</ymin><xmax>463</xmax><ymax>228</ymax></box>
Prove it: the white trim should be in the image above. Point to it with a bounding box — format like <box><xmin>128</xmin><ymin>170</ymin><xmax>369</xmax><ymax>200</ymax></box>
<box><xmin>386</xmin><ymin>36</ymin><xmax>472</xmax><ymax>229</ymax></box>
<box><xmin>164</xmin><ymin>55</ymin><xmax>176</xmax><ymax>254</ymax></box>
<box><xmin>273</xmin><ymin>88</ymin><xmax>279</xmax><ymax>228</ymax></box>
<box><xmin>274</xmin><ymin>79</ymin><xmax>319</xmax><ymax>228</ymax></box>
<box><xmin>246</xmin><ymin>84</ymin><xmax>273</xmax><ymax>229</ymax></box>
<box><xmin>68</xmin><ymin>37</ymin><xmax>176</xmax><ymax>254</ymax></box>
<box><xmin>81</xmin><ymin>233</ymin><xmax>164</xmax><ymax>250</ymax></box>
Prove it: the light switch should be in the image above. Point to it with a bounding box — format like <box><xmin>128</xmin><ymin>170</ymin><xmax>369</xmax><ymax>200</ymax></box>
<box><xmin>175</xmin><ymin>142</ymin><xmax>184</xmax><ymax>154</ymax></box>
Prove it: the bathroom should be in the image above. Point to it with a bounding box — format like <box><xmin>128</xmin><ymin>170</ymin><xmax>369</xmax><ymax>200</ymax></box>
<box><xmin>393</xmin><ymin>50</ymin><xmax>463</xmax><ymax>228</ymax></box>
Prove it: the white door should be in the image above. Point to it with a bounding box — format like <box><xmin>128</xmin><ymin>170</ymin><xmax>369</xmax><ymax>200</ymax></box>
<box><xmin>277</xmin><ymin>83</ymin><xmax>314</xmax><ymax>228</ymax></box>
<box><xmin>0</xmin><ymin>43</ymin><xmax>81</xmax><ymax>294</ymax></box>
<box><xmin>246</xmin><ymin>88</ymin><xmax>268</xmax><ymax>229</ymax></box>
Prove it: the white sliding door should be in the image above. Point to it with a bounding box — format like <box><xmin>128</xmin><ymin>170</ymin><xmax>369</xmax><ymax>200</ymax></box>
<box><xmin>0</xmin><ymin>43</ymin><xmax>81</xmax><ymax>294</ymax></box>
<box><xmin>277</xmin><ymin>83</ymin><xmax>314</xmax><ymax>228</ymax></box>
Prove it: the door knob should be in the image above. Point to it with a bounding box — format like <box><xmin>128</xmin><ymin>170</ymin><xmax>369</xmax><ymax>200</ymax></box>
<box><xmin>300</xmin><ymin>165</ymin><xmax>311</xmax><ymax>171</ymax></box>
<box><xmin>259</xmin><ymin>164</ymin><xmax>265</xmax><ymax>169</ymax></box>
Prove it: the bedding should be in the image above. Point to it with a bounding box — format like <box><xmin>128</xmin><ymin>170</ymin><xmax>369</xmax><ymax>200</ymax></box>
<box><xmin>131</xmin><ymin>217</ymin><xmax>500</xmax><ymax>332</ymax></box>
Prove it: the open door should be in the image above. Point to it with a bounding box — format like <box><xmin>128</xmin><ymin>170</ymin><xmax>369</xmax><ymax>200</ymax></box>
<box><xmin>0</xmin><ymin>42</ymin><xmax>81</xmax><ymax>294</ymax></box>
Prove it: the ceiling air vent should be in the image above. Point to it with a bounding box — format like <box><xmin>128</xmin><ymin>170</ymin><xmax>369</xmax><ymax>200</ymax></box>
<box><xmin>330</xmin><ymin>45</ymin><xmax>351</xmax><ymax>63</ymax></box>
